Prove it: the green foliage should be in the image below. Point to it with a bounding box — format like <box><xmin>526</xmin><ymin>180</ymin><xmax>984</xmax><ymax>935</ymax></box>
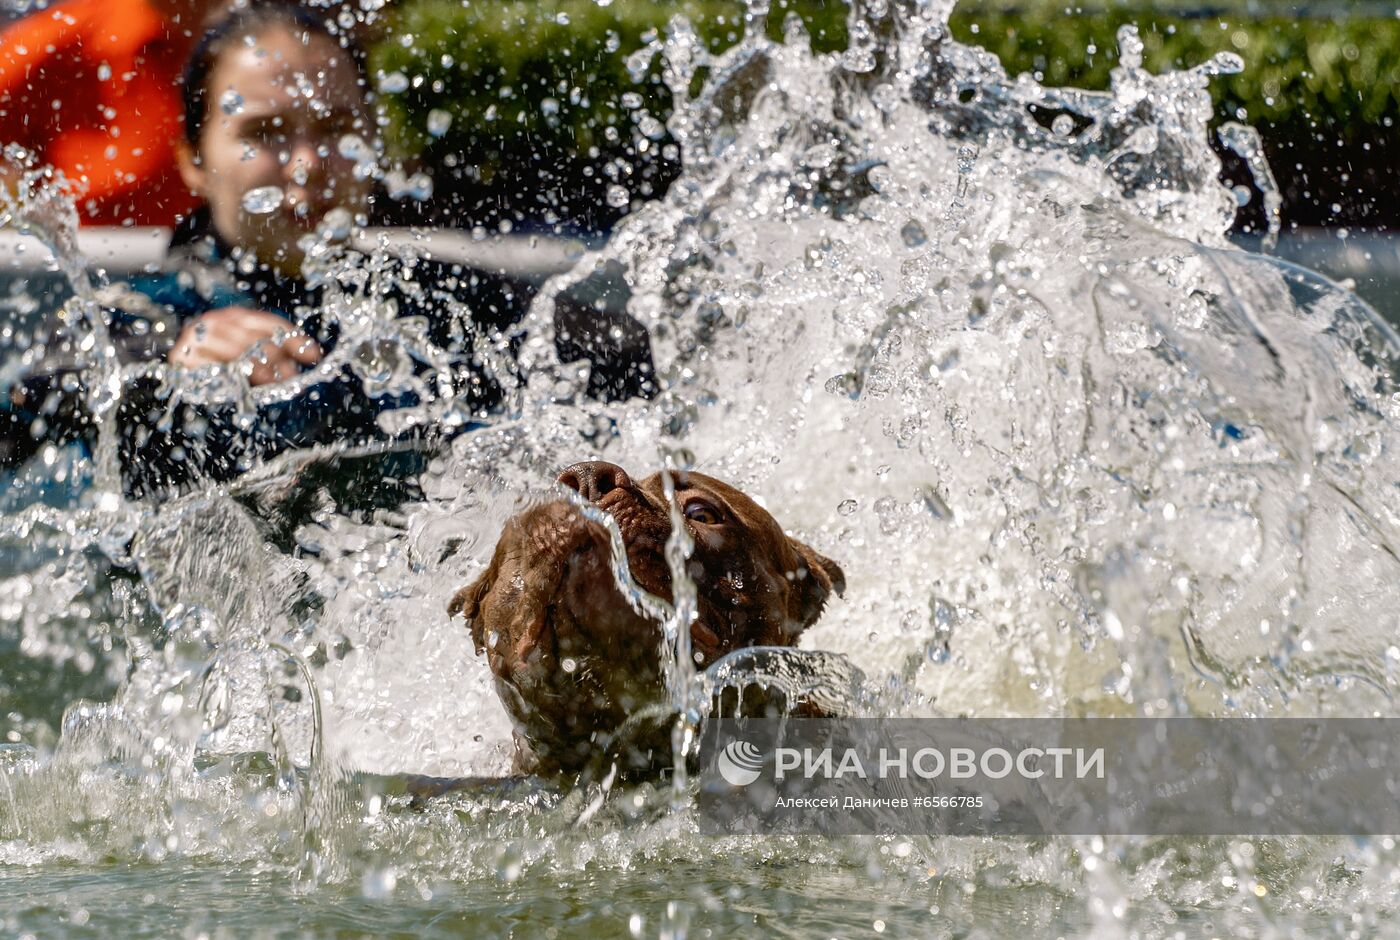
<box><xmin>372</xmin><ymin>0</ymin><xmax>1398</xmax><ymax>155</ymax></box>
<box><xmin>367</xmin><ymin>0</ymin><xmax>1398</xmax><ymax>228</ymax></box>
<box><xmin>949</xmin><ymin>2</ymin><xmax>1400</xmax><ymax>135</ymax></box>
<box><xmin>369</xmin><ymin>0</ymin><xmax>846</xmax><ymax>161</ymax></box>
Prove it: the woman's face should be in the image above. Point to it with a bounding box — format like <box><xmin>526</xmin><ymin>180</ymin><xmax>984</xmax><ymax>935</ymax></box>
<box><xmin>178</xmin><ymin>28</ymin><xmax>372</xmax><ymax>273</ymax></box>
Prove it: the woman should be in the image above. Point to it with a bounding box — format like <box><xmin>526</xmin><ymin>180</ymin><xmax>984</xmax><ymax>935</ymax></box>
<box><xmin>5</xmin><ymin>3</ymin><xmax>653</xmax><ymax>503</ymax></box>
<box><xmin>160</xmin><ymin>2</ymin><xmax>375</xmax><ymax>383</ymax></box>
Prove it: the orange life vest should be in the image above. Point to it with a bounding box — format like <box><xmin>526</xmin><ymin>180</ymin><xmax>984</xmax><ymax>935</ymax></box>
<box><xmin>0</xmin><ymin>0</ymin><xmax>200</xmax><ymax>226</ymax></box>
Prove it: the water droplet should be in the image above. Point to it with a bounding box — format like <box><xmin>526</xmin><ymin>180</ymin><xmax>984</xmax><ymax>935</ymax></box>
<box><xmin>1124</xmin><ymin>126</ymin><xmax>1159</xmax><ymax>155</ymax></box>
<box><xmin>900</xmin><ymin>220</ymin><xmax>927</xmax><ymax>247</ymax></box>
<box><xmin>1116</xmin><ymin>24</ymin><xmax>1145</xmax><ymax>69</ymax></box>
<box><xmin>339</xmin><ymin>134</ymin><xmax>370</xmax><ymax>161</ymax></box>
<box><xmin>635</xmin><ymin>113</ymin><xmax>665</xmax><ymax>140</ymax></box>
<box><xmin>220</xmin><ymin>89</ymin><xmax>244</xmax><ymax>115</ymax></box>
<box><xmin>1051</xmin><ymin>114</ymin><xmax>1075</xmax><ymax>137</ymax></box>
<box><xmin>837</xmin><ymin>498</ymin><xmax>858</xmax><ymax>515</ymax></box>
<box><xmin>316</xmin><ymin>207</ymin><xmax>354</xmax><ymax>241</ymax></box>
<box><xmin>874</xmin><ymin>496</ymin><xmax>900</xmax><ymax>534</ymax></box>
<box><xmin>871</xmin><ymin>83</ymin><xmax>900</xmax><ymax>113</ymax></box>
<box><xmin>96</xmin><ymin>63</ymin><xmax>111</xmax><ymax>82</ymax></box>
<box><xmin>924</xmin><ymin>597</ymin><xmax>958</xmax><ymax>663</ymax></box>
<box><xmin>361</xmin><ymin>867</ymin><xmax>397</xmax><ymax>899</ymax></box>
<box><xmin>378</xmin><ymin>71</ymin><xmax>409</xmax><ymax>94</ymax></box>
<box><xmin>497</xmin><ymin>846</ymin><xmax>523</xmax><ymax>881</ymax></box>
<box><xmin>1210</xmin><ymin>51</ymin><xmax>1245</xmax><ymax>75</ymax></box>
<box><xmin>804</xmin><ymin>143</ymin><xmax>837</xmax><ymax>169</ymax></box>
<box><xmin>385</xmin><ymin>168</ymin><xmax>433</xmax><ymax>201</ymax></box>
<box><xmin>824</xmin><ymin>372</ymin><xmax>861</xmax><ymax>399</ymax></box>
<box><xmin>606</xmin><ymin>184</ymin><xmax>630</xmax><ymax>208</ymax></box>
<box><xmin>240</xmin><ymin>185</ymin><xmax>283</xmax><ymax>214</ymax></box>
<box><xmin>956</xmin><ymin>145</ymin><xmax>977</xmax><ymax>175</ymax></box>
<box><xmin>426</xmin><ymin>108</ymin><xmax>452</xmax><ymax>137</ymax></box>
<box><xmin>625</xmin><ymin>45</ymin><xmax>656</xmax><ymax>82</ymax></box>
<box><xmin>919</xmin><ymin>486</ymin><xmax>951</xmax><ymax>519</ymax></box>
<box><xmin>842</xmin><ymin>26</ymin><xmax>877</xmax><ymax>72</ymax></box>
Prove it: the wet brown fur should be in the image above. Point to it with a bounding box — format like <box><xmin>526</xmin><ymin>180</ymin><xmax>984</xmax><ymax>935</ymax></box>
<box><xmin>448</xmin><ymin>463</ymin><xmax>844</xmax><ymax>777</ymax></box>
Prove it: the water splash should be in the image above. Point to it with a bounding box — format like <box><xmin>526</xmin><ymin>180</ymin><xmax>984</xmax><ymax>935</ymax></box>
<box><xmin>1</xmin><ymin>147</ymin><xmax>125</xmax><ymax>492</ymax></box>
<box><xmin>241</xmin><ymin>185</ymin><xmax>285</xmax><ymax>215</ymax></box>
<box><xmin>3</xmin><ymin>0</ymin><xmax>1400</xmax><ymax>931</ymax></box>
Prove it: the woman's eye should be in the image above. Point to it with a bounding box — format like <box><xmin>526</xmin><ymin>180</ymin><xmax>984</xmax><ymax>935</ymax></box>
<box><xmin>240</xmin><ymin>121</ymin><xmax>283</xmax><ymax>146</ymax></box>
<box><xmin>684</xmin><ymin>502</ymin><xmax>723</xmax><ymax>525</ymax></box>
<box><xmin>324</xmin><ymin>115</ymin><xmax>357</xmax><ymax>135</ymax></box>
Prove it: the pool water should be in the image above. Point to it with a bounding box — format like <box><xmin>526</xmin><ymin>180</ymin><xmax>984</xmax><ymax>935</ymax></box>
<box><xmin>3</xmin><ymin>1</ymin><xmax>1400</xmax><ymax>936</ymax></box>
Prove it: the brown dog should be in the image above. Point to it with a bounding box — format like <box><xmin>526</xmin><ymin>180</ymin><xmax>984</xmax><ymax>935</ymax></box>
<box><xmin>448</xmin><ymin>461</ymin><xmax>845</xmax><ymax>777</ymax></box>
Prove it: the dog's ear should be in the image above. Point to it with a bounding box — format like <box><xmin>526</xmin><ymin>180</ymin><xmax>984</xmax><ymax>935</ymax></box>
<box><xmin>448</xmin><ymin>574</ymin><xmax>493</xmax><ymax>654</ymax></box>
<box><xmin>787</xmin><ymin>538</ymin><xmax>846</xmax><ymax>635</ymax></box>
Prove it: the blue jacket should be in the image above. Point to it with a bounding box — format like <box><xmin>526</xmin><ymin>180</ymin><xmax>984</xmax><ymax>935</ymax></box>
<box><xmin>3</xmin><ymin>228</ymin><xmax>654</xmax><ymax>499</ymax></box>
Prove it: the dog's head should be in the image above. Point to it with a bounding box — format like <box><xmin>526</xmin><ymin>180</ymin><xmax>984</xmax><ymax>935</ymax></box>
<box><xmin>448</xmin><ymin>461</ymin><xmax>844</xmax><ymax>774</ymax></box>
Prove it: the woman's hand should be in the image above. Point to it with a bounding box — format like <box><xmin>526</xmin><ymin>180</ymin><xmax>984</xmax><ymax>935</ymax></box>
<box><xmin>169</xmin><ymin>307</ymin><xmax>323</xmax><ymax>386</ymax></box>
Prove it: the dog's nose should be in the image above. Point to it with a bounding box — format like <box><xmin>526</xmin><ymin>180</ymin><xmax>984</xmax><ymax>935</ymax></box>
<box><xmin>557</xmin><ymin>461</ymin><xmax>632</xmax><ymax>502</ymax></box>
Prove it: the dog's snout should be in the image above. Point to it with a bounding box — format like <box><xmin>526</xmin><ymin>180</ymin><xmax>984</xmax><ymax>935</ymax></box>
<box><xmin>557</xmin><ymin>461</ymin><xmax>632</xmax><ymax>502</ymax></box>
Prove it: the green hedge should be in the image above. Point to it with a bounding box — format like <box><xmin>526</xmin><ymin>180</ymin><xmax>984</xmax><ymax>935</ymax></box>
<box><xmin>950</xmin><ymin>4</ymin><xmax>1400</xmax><ymax>134</ymax></box>
<box><xmin>372</xmin><ymin>0</ymin><xmax>843</xmax><ymax>157</ymax></box>
<box><xmin>367</xmin><ymin>0</ymin><xmax>1399</xmax><ymax>229</ymax></box>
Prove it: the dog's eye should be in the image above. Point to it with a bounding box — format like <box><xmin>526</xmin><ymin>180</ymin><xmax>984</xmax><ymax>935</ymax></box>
<box><xmin>684</xmin><ymin>500</ymin><xmax>723</xmax><ymax>526</ymax></box>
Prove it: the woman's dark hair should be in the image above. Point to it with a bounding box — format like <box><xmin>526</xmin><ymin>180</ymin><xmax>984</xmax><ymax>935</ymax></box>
<box><xmin>181</xmin><ymin>2</ymin><xmax>370</xmax><ymax>150</ymax></box>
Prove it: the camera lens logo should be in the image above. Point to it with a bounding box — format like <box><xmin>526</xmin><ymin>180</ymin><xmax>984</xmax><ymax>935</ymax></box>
<box><xmin>717</xmin><ymin>740</ymin><xmax>765</xmax><ymax>787</ymax></box>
